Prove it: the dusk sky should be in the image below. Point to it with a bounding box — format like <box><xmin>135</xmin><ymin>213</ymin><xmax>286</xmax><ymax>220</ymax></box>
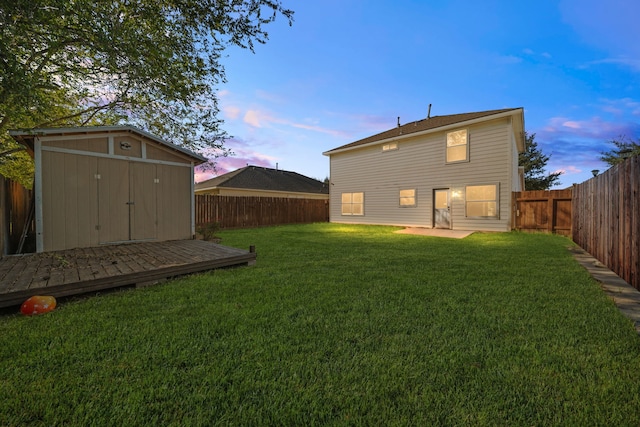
<box><xmin>196</xmin><ymin>0</ymin><xmax>640</xmax><ymax>189</ymax></box>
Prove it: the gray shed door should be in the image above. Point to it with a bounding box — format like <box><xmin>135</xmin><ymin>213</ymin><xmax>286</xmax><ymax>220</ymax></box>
<box><xmin>98</xmin><ymin>159</ymin><xmax>157</xmax><ymax>243</ymax></box>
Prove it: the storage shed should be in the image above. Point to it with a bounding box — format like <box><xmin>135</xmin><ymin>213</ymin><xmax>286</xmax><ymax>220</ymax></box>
<box><xmin>10</xmin><ymin>126</ymin><xmax>207</xmax><ymax>253</ymax></box>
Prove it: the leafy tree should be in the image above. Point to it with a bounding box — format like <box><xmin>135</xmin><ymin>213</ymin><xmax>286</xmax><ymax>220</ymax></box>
<box><xmin>0</xmin><ymin>0</ymin><xmax>294</xmax><ymax>186</ymax></box>
<box><xmin>519</xmin><ymin>132</ymin><xmax>563</xmax><ymax>190</ymax></box>
<box><xmin>600</xmin><ymin>136</ymin><xmax>640</xmax><ymax>167</ymax></box>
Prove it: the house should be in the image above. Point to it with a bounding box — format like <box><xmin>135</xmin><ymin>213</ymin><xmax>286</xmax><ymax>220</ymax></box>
<box><xmin>322</xmin><ymin>108</ymin><xmax>525</xmax><ymax>232</ymax></box>
<box><xmin>195</xmin><ymin>165</ymin><xmax>329</xmax><ymax>200</ymax></box>
<box><xmin>10</xmin><ymin>126</ymin><xmax>207</xmax><ymax>252</ymax></box>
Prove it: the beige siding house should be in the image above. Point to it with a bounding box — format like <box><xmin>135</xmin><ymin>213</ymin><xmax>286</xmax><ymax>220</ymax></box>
<box><xmin>322</xmin><ymin>108</ymin><xmax>525</xmax><ymax>232</ymax></box>
<box><xmin>195</xmin><ymin>165</ymin><xmax>329</xmax><ymax>200</ymax></box>
<box><xmin>10</xmin><ymin>126</ymin><xmax>207</xmax><ymax>252</ymax></box>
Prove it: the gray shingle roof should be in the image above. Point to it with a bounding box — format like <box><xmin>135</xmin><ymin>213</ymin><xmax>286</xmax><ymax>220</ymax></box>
<box><xmin>324</xmin><ymin>108</ymin><xmax>523</xmax><ymax>154</ymax></box>
<box><xmin>195</xmin><ymin>166</ymin><xmax>329</xmax><ymax>194</ymax></box>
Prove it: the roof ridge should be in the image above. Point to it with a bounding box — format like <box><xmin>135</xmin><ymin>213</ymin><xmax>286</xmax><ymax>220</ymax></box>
<box><xmin>324</xmin><ymin>107</ymin><xmax>522</xmax><ymax>154</ymax></box>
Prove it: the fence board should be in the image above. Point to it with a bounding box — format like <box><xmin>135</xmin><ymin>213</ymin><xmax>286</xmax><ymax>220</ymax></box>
<box><xmin>0</xmin><ymin>175</ymin><xmax>33</xmax><ymax>255</ymax></box>
<box><xmin>195</xmin><ymin>195</ymin><xmax>329</xmax><ymax>229</ymax></box>
<box><xmin>572</xmin><ymin>156</ymin><xmax>639</xmax><ymax>291</ymax></box>
<box><xmin>514</xmin><ymin>189</ymin><xmax>572</xmax><ymax>235</ymax></box>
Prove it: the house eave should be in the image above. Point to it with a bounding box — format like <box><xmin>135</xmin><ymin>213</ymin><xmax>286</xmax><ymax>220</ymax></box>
<box><xmin>323</xmin><ymin>108</ymin><xmax>525</xmax><ymax>156</ymax></box>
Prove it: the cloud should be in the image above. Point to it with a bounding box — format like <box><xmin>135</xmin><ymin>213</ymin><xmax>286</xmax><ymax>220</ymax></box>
<box><xmin>599</xmin><ymin>98</ymin><xmax>640</xmax><ymax>117</ymax></box>
<box><xmin>538</xmin><ymin>116</ymin><xmax>640</xmax><ymax>140</ymax></box>
<box><xmin>223</xmin><ymin>105</ymin><xmax>241</xmax><ymax>120</ymax></box>
<box><xmin>559</xmin><ymin>0</ymin><xmax>640</xmax><ymax>67</ymax></box>
<box><xmin>532</xmin><ymin>115</ymin><xmax>640</xmax><ymax>185</ymax></box>
<box><xmin>522</xmin><ymin>48</ymin><xmax>552</xmax><ymax>59</ymax></box>
<box><xmin>582</xmin><ymin>57</ymin><xmax>640</xmax><ymax>72</ymax></box>
<box><xmin>243</xmin><ymin>107</ymin><xmax>350</xmax><ymax>138</ymax></box>
<box><xmin>194</xmin><ymin>136</ymin><xmax>278</xmax><ymax>181</ymax></box>
<box><xmin>243</xmin><ymin>109</ymin><xmax>268</xmax><ymax>127</ymax></box>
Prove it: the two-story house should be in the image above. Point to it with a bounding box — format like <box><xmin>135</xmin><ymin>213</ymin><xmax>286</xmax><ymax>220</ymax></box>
<box><xmin>322</xmin><ymin>108</ymin><xmax>525</xmax><ymax>231</ymax></box>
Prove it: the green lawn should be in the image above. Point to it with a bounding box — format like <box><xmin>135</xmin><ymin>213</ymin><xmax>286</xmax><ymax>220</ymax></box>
<box><xmin>2</xmin><ymin>223</ymin><xmax>640</xmax><ymax>426</ymax></box>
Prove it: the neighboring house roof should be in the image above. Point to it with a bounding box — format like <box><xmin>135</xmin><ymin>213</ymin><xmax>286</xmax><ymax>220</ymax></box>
<box><xmin>195</xmin><ymin>165</ymin><xmax>329</xmax><ymax>195</ymax></box>
<box><xmin>9</xmin><ymin>125</ymin><xmax>208</xmax><ymax>164</ymax></box>
<box><xmin>323</xmin><ymin>108</ymin><xmax>524</xmax><ymax>155</ymax></box>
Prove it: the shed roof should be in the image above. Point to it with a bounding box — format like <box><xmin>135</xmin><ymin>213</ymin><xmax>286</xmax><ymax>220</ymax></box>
<box><xmin>323</xmin><ymin>108</ymin><xmax>524</xmax><ymax>155</ymax></box>
<box><xmin>195</xmin><ymin>165</ymin><xmax>329</xmax><ymax>195</ymax></box>
<box><xmin>9</xmin><ymin>125</ymin><xmax>208</xmax><ymax>164</ymax></box>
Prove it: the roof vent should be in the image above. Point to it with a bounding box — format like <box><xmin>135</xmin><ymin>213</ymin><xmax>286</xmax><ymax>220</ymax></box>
<box><xmin>397</xmin><ymin>117</ymin><xmax>401</xmax><ymax>127</ymax></box>
<box><xmin>427</xmin><ymin>104</ymin><xmax>432</xmax><ymax>119</ymax></box>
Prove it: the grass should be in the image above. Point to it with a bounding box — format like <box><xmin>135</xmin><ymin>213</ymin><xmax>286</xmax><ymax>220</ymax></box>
<box><xmin>1</xmin><ymin>223</ymin><xmax>640</xmax><ymax>426</ymax></box>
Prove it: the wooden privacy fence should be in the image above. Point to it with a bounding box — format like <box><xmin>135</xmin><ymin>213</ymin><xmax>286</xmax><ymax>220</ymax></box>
<box><xmin>195</xmin><ymin>195</ymin><xmax>329</xmax><ymax>229</ymax></box>
<box><xmin>572</xmin><ymin>155</ymin><xmax>639</xmax><ymax>291</ymax></box>
<box><xmin>0</xmin><ymin>175</ymin><xmax>33</xmax><ymax>255</ymax></box>
<box><xmin>513</xmin><ymin>189</ymin><xmax>572</xmax><ymax>236</ymax></box>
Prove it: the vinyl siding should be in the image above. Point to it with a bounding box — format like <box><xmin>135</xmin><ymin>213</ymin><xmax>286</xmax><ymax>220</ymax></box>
<box><xmin>328</xmin><ymin>117</ymin><xmax>518</xmax><ymax>231</ymax></box>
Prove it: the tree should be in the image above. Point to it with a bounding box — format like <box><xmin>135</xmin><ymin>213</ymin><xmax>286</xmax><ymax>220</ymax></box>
<box><xmin>519</xmin><ymin>132</ymin><xmax>563</xmax><ymax>190</ymax></box>
<box><xmin>600</xmin><ymin>136</ymin><xmax>640</xmax><ymax>167</ymax></box>
<box><xmin>0</xmin><ymin>0</ymin><xmax>294</xmax><ymax>185</ymax></box>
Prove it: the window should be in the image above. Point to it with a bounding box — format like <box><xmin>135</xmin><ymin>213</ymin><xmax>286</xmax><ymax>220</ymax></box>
<box><xmin>341</xmin><ymin>192</ymin><xmax>364</xmax><ymax>215</ymax></box>
<box><xmin>382</xmin><ymin>142</ymin><xmax>398</xmax><ymax>151</ymax></box>
<box><xmin>466</xmin><ymin>184</ymin><xmax>498</xmax><ymax>218</ymax></box>
<box><xmin>446</xmin><ymin>129</ymin><xmax>468</xmax><ymax>163</ymax></box>
<box><xmin>399</xmin><ymin>189</ymin><xmax>416</xmax><ymax>207</ymax></box>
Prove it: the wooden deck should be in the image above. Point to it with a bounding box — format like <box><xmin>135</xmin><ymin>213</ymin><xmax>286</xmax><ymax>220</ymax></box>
<box><xmin>0</xmin><ymin>240</ymin><xmax>256</xmax><ymax>308</ymax></box>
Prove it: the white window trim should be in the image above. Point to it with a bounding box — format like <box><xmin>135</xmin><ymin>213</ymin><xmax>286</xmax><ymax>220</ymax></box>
<box><xmin>341</xmin><ymin>192</ymin><xmax>364</xmax><ymax>216</ymax></box>
<box><xmin>382</xmin><ymin>142</ymin><xmax>398</xmax><ymax>152</ymax></box>
<box><xmin>464</xmin><ymin>183</ymin><xmax>500</xmax><ymax>219</ymax></box>
<box><xmin>399</xmin><ymin>189</ymin><xmax>417</xmax><ymax>207</ymax></box>
<box><xmin>445</xmin><ymin>128</ymin><xmax>469</xmax><ymax>164</ymax></box>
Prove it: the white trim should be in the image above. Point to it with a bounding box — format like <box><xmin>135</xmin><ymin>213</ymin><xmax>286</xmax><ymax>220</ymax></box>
<box><xmin>21</xmin><ymin>131</ymin><xmax>138</xmax><ymax>143</ymax></box>
<box><xmin>190</xmin><ymin>163</ymin><xmax>196</xmax><ymax>237</ymax></box>
<box><xmin>8</xmin><ymin>125</ymin><xmax>208</xmax><ymax>163</ymax></box>
<box><xmin>34</xmin><ymin>137</ymin><xmax>44</xmax><ymax>253</ymax></box>
<box><xmin>323</xmin><ymin>109</ymin><xmax>523</xmax><ymax>156</ymax></box>
<box><xmin>464</xmin><ymin>183</ymin><xmax>500</xmax><ymax>219</ymax></box>
<box><xmin>445</xmin><ymin>128</ymin><xmax>470</xmax><ymax>164</ymax></box>
<box><xmin>108</xmin><ymin>136</ymin><xmax>114</xmax><ymax>155</ymax></box>
<box><xmin>41</xmin><ymin>145</ymin><xmax>193</xmax><ymax>168</ymax></box>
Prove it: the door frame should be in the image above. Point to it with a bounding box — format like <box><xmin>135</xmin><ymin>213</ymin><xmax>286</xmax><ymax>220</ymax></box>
<box><xmin>433</xmin><ymin>188</ymin><xmax>452</xmax><ymax>229</ymax></box>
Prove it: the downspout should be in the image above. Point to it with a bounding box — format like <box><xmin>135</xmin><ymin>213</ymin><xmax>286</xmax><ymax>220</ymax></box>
<box><xmin>34</xmin><ymin>137</ymin><xmax>44</xmax><ymax>252</ymax></box>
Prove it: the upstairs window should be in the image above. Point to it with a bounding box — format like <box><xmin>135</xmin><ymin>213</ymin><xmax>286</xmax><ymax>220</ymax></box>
<box><xmin>341</xmin><ymin>192</ymin><xmax>364</xmax><ymax>215</ymax></box>
<box><xmin>382</xmin><ymin>142</ymin><xmax>398</xmax><ymax>151</ymax></box>
<box><xmin>446</xmin><ymin>129</ymin><xmax>468</xmax><ymax>163</ymax></box>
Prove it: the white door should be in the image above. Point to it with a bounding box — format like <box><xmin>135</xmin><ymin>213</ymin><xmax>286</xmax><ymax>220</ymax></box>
<box><xmin>434</xmin><ymin>189</ymin><xmax>451</xmax><ymax>229</ymax></box>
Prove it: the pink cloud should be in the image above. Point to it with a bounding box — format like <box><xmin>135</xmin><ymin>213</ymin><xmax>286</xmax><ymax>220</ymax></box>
<box><xmin>540</xmin><ymin>116</ymin><xmax>639</xmax><ymax>140</ymax></box>
<box><xmin>194</xmin><ymin>136</ymin><xmax>278</xmax><ymax>182</ymax></box>
<box><xmin>243</xmin><ymin>109</ymin><xmax>268</xmax><ymax>127</ymax></box>
<box><xmin>223</xmin><ymin>105</ymin><xmax>241</xmax><ymax>120</ymax></box>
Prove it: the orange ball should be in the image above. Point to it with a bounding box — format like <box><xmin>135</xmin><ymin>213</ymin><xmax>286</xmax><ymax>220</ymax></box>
<box><xmin>20</xmin><ymin>296</ymin><xmax>57</xmax><ymax>316</ymax></box>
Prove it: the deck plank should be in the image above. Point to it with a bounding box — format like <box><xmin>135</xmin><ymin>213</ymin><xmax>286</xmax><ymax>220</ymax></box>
<box><xmin>0</xmin><ymin>240</ymin><xmax>255</xmax><ymax>308</ymax></box>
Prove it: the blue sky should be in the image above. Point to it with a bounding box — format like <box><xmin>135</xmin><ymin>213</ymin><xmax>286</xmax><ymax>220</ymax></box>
<box><xmin>196</xmin><ymin>0</ymin><xmax>640</xmax><ymax>188</ymax></box>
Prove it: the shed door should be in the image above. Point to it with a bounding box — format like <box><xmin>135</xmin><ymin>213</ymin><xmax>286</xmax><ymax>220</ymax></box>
<box><xmin>130</xmin><ymin>162</ymin><xmax>157</xmax><ymax>240</ymax></box>
<box><xmin>434</xmin><ymin>189</ymin><xmax>451</xmax><ymax>229</ymax></box>
<box><xmin>97</xmin><ymin>159</ymin><xmax>157</xmax><ymax>243</ymax></box>
<box><xmin>98</xmin><ymin>158</ymin><xmax>130</xmax><ymax>243</ymax></box>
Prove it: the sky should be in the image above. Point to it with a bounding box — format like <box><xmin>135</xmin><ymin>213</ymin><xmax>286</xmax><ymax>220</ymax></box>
<box><xmin>195</xmin><ymin>0</ymin><xmax>640</xmax><ymax>189</ymax></box>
